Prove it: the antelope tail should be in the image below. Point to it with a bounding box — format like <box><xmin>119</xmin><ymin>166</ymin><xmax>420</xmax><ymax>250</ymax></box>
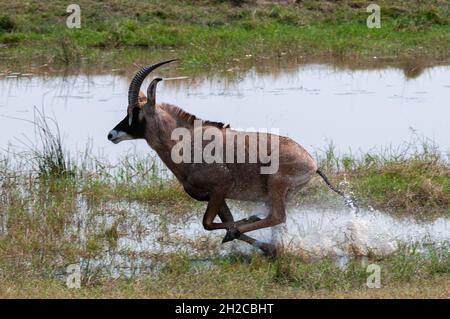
<box><xmin>316</xmin><ymin>169</ymin><xmax>346</xmax><ymax>198</ymax></box>
<box><xmin>316</xmin><ymin>168</ymin><xmax>360</xmax><ymax>212</ymax></box>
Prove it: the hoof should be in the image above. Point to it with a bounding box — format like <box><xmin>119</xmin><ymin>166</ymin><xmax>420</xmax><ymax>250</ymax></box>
<box><xmin>222</xmin><ymin>227</ymin><xmax>241</xmax><ymax>243</ymax></box>
<box><xmin>260</xmin><ymin>243</ymin><xmax>278</xmax><ymax>258</ymax></box>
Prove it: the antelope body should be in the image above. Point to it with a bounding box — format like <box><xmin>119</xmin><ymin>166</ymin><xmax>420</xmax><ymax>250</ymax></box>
<box><xmin>108</xmin><ymin>60</ymin><xmax>345</xmax><ymax>256</ymax></box>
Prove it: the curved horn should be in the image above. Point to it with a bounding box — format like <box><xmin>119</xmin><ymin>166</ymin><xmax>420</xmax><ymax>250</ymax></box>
<box><xmin>146</xmin><ymin>77</ymin><xmax>163</xmax><ymax>110</ymax></box>
<box><xmin>127</xmin><ymin>59</ymin><xmax>177</xmax><ymax>124</ymax></box>
<box><xmin>128</xmin><ymin>59</ymin><xmax>177</xmax><ymax>108</ymax></box>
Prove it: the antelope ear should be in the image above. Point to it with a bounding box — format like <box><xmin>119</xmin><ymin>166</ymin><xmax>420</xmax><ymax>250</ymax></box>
<box><xmin>138</xmin><ymin>90</ymin><xmax>147</xmax><ymax>108</ymax></box>
<box><xmin>144</xmin><ymin>77</ymin><xmax>163</xmax><ymax>114</ymax></box>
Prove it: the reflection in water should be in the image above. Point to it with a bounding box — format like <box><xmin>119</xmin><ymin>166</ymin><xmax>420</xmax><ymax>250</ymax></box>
<box><xmin>1</xmin><ymin>63</ymin><xmax>450</xmax><ymax>164</ymax></box>
<box><xmin>1</xmin><ymin>55</ymin><xmax>446</xmax><ymax>80</ymax></box>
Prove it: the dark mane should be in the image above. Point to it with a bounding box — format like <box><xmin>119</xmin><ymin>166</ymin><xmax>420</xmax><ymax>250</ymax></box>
<box><xmin>160</xmin><ymin>103</ymin><xmax>230</xmax><ymax>129</ymax></box>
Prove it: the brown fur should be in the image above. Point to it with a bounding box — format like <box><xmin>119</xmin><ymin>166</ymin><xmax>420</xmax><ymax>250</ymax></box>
<box><xmin>138</xmin><ymin>91</ymin><xmax>147</xmax><ymax>107</ymax></box>
<box><xmin>140</xmin><ymin>91</ymin><xmax>317</xmax><ymax>257</ymax></box>
<box><xmin>160</xmin><ymin>103</ymin><xmax>231</xmax><ymax>129</ymax></box>
<box><xmin>109</xmin><ymin>61</ymin><xmax>332</xmax><ymax>256</ymax></box>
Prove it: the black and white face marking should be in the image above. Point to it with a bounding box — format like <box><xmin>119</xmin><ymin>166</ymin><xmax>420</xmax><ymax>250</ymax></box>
<box><xmin>108</xmin><ymin>107</ymin><xmax>146</xmax><ymax>144</ymax></box>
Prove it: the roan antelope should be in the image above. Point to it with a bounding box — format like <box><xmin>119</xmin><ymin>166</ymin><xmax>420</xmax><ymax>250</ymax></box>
<box><xmin>108</xmin><ymin>60</ymin><xmax>350</xmax><ymax>256</ymax></box>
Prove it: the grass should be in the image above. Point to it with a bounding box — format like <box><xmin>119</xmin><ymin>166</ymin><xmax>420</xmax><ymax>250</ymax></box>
<box><xmin>306</xmin><ymin>137</ymin><xmax>450</xmax><ymax>217</ymax></box>
<box><xmin>25</xmin><ymin>108</ymin><xmax>75</xmax><ymax>179</ymax></box>
<box><xmin>1</xmin><ymin>251</ymin><xmax>449</xmax><ymax>298</ymax></box>
<box><xmin>1</xmin><ymin>1</ymin><xmax>449</xmax><ymax>298</ymax></box>
<box><xmin>0</xmin><ymin>0</ymin><xmax>449</xmax><ymax>73</ymax></box>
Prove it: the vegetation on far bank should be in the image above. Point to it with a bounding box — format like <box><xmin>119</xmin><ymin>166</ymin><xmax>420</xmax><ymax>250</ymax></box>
<box><xmin>0</xmin><ymin>0</ymin><xmax>449</xmax><ymax>73</ymax></box>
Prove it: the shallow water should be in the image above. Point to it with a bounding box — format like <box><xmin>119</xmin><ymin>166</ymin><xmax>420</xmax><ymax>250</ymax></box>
<box><xmin>1</xmin><ymin>63</ymin><xmax>449</xmax><ymax>163</ymax></box>
<box><xmin>69</xmin><ymin>200</ymin><xmax>450</xmax><ymax>276</ymax></box>
<box><xmin>118</xmin><ymin>203</ymin><xmax>450</xmax><ymax>255</ymax></box>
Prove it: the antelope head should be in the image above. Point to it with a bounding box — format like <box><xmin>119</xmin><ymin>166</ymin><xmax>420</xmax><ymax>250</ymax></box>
<box><xmin>107</xmin><ymin>59</ymin><xmax>176</xmax><ymax>144</ymax></box>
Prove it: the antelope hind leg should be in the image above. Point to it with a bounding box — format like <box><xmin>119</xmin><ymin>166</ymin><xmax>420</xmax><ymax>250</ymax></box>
<box><xmin>219</xmin><ymin>204</ymin><xmax>277</xmax><ymax>257</ymax></box>
<box><xmin>221</xmin><ymin>215</ymin><xmax>262</xmax><ymax>243</ymax></box>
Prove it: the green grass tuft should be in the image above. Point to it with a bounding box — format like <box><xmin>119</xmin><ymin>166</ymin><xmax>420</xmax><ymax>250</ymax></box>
<box><xmin>0</xmin><ymin>0</ymin><xmax>449</xmax><ymax>72</ymax></box>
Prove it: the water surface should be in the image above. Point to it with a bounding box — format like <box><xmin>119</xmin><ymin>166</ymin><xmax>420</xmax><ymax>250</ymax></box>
<box><xmin>1</xmin><ymin>63</ymin><xmax>449</xmax><ymax>162</ymax></box>
<box><xmin>69</xmin><ymin>200</ymin><xmax>450</xmax><ymax>276</ymax></box>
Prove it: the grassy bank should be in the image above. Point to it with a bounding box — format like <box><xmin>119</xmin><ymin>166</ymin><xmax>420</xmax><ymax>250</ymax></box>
<box><xmin>308</xmin><ymin>139</ymin><xmax>450</xmax><ymax>217</ymax></box>
<box><xmin>0</xmin><ymin>0</ymin><xmax>449</xmax><ymax>73</ymax></box>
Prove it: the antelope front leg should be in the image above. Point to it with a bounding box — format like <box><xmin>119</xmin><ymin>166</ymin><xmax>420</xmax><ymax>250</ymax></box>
<box><xmin>202</xmin><ymin>196</ymin><xmax>274</xmax><ymax>256</ymax></box>
<box><xmin>202</xmin><ymin>192</ymin><xmax>233</xmax><ymax>231</ymax></box>
<box><xmin>218</xmin><ymin>202</ymin><xmax>277</xmax><ymax>257</ymax></box>
<box><xmin>218</xmin><ymin>202</ymin><xmax>259</xmax><ymax>241</ymax></box>
<box><xmin>202</xmin><ymin>193</ymin><xmax>261</xmax><ymax>231</ymax></box>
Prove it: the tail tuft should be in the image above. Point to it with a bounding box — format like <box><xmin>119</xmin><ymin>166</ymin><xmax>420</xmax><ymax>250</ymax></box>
<box><xmin>316</xmin><ymin>169</ymin><xmax>346</xmax><ymax>198</ymax></box>
<box><xmin>316</xmin><ymin>169</ymin><xmax>359</xmax><ymax>212</ymax></box>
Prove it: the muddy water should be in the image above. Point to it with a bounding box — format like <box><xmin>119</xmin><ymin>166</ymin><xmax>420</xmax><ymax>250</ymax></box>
<box><xmin>1</xmin><ymin>64</ymin><xmax>450</xmax><ymax>162</ymax></box>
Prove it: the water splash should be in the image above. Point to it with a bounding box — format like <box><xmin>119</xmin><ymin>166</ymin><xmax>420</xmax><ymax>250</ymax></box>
<box><xmin>51</xmin><ymin>199</ymin><xmax>450</xmax><ymax>277</ymax></box>
<box><xmin>338</xmin><ymin>175</ymin><xmax>360</xmax><ymax>214</ymax></box>
<box><xmin>87</xmin><ymin>201</ymin><xmax>449</xmax><ymax>258</ymax></box>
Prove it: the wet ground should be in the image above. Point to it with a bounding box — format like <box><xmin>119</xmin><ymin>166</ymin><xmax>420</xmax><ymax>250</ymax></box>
<box><xmin>69</xmin><ymin>199</ymin><xmax>449</xmax><ymax>277</ymax></box>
